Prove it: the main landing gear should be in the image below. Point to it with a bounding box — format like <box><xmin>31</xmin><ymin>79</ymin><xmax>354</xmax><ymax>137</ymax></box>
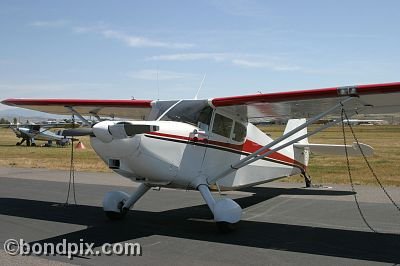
<box><xmin>102</xmin><ymin>182</ymin><xmax>241</xmax><ymax>233</ymax></box>
<box><xmin>16</xmin><ymin>138</ymin><xmax>36</xmax><ymax>147</ymax></box>
<box><xmin>198</xmin><ymin>184</ymin><xmax>242</xmax><ymax>233</ymax></box>
<box><xmin>16</xmin><ymin>139</ymin><xmax>25</xmax><ymax>146</ymax></box>
<box><xmin>102</xmin><ymin>183</ymin><xmax>151</xmax><ymax>220</ymax></box>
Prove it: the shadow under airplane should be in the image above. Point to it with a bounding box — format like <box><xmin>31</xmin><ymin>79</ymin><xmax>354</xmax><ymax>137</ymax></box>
<box><xmin>0</xmin><ymin>185</ymin><xmax>399</xmax><ymax>263</ymax></box>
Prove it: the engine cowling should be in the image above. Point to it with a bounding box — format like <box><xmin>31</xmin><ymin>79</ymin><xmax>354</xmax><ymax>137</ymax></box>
<box><xmin>92</xmin><ymin>121</ymin><xmax>115</xmax><ymax>143</ymax></box>
<box><xmin>92</xmin><ymin>121</ymin><xmax>160</xmax><ymax>143</ymax></box>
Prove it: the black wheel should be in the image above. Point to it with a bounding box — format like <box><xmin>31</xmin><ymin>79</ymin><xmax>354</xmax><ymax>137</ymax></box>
<box><xmin>26</xmin><ymin>140</ymin><xmax>31</xmax><ymax>146</ymax></box>
<box><xmin>31</xmin><ymin>143</ymin><xmax>36</xmax><ymax>147</ymax></box>
<box><xmin>105</xmin><ymin>211</ymin><xmax>127</xmax><ymax>220</ymax></box>
<box><xmin>16</xmin><ymin>142</ymin><xmax>21</xmax><ymax>146</ymax></box>
<box><xmin>216</xmin><ymin>222</ymin><xmax>236</xmax><ymax>233</ymax></box>
<box><xmin>104</xmin><ymin>201</ymin><xmax>127</xmax><ymax>220</ymax></box>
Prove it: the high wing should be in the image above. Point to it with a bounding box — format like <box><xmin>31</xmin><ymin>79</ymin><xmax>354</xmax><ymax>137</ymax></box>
<box><xmin>206</xmin><ymin>82</ymin><xmax>400</xmax><ymax>185</ymax></box>
<box><xmin>2</xmin><ymin>82</ymin><xmax>400</xmax><ymax>121</ymax></box>
<box><xmin>1</xmin><ymin>99</ymin><xmax>153</xmax><ymax>120</ymax></box>
<box><xmin>210</xmin><ymin>82</ymin><xmax>400</xmax><ymax>121</ymax></box>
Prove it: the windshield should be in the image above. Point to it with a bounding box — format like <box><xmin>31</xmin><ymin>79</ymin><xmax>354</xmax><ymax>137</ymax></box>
<box><xmin>160</xmin><ymin>100</ymin><xmax>213</xmax><ymax>130</ymax></box>
<box><xmin>148</xmin><ymin>100</ymin><xmax>178</xmax><ymax>120</ymax></box>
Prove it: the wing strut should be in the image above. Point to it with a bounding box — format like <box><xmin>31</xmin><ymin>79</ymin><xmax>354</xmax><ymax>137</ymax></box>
<box><xmin>206</xmin><ymin>96</ymin><xmax>358</xmax><ymax>185</ymax></box>
<box><xmin>66</xmin><ymin>106</ymin><xmax>91</xmax><ymax>126</ymax></box>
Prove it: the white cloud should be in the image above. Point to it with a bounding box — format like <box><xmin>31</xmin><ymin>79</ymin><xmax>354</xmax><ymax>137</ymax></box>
<box><xmin>74</xmin><ymin>27</ymin><xmax>194</xmax><ymax>49</ymax></box>
<box><xmin>29</xmin><ymin>20</ymin><xmax>69</xmax><ymax>28</ymax></box>
<box><xmin>149</xmin><ymin>53</ymin><xmax>302</xmax><ymax>71</ymax></box>
<box><xmin>0</xmin><ymin>83</ymin><xmax>113</xmax><ymax>98</ymax></box>
<box><xmin>148</xmin><ymin>53</ymin><xmax>230</xmax><ymax>61</ymax></box>
<box><xmin>127</xmin><ymin>69</ymin><xmax>197</xmax><ymax>80</ymax></box>
<box><xmin>231</xmin><ymin>59</ymin><xmax>269</xmax><ymax>68</ymax></box>
<box><xmin>232</xmin><ymin>59</ymin><xmax>301</xmax><ymax>71</ymax></box>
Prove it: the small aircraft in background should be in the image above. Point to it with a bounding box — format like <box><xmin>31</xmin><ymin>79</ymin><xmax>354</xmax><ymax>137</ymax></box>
<box><xmin>317</xmin><ymin>118</ymin><xmax>386</xmax><ymax>125</ymax></box>
<box><xmin>2</xmin><ymin>82</ymin><xmax>400</xmax><ymax>232</ymax></box>
<box><xmin>0</xmin><ymin>122</ymin><xmax>78</xmax><ymax>147</ymax></box>
<box><xmin>342</xmin><ymin>119</ymin><xmax>386</xmax><ymax>125</ymax></box>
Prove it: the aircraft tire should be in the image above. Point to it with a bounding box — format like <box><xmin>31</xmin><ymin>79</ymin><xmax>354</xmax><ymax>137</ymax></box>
<box><xmin>104</xmin><ymin>201</ymin><xmax>127</xmax><ymax>220</ymax></box>
<box><xmin>105</xmin><ymin>211</ymin><xmax>127</xmax><ymax>220</ymax></box>
<box><xmin>16</xmin><ymin>142</ymin><xmax>21</xmax><ymax>146</ymax></box>
<box><xmin>216</xmin><ymin>221</ymin><xmax>236</xmax><ymax>233</ymax></box>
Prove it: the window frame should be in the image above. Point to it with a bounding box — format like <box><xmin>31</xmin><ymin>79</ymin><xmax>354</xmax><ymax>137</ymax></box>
<box><xmin>210</xmin><ymin>110</ymin><xmax>247</xmax><ymax>143</ymax></box>
<box><xmin>232</xmin><ymin>121</ymin><xmax>247</xmax><ymax>142</ymax></box>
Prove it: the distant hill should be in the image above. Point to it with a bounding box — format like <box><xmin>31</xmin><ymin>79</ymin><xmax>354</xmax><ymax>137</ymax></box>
<box><xmin>0</xmin><ymin>107</ymin><xmax>68</xmax><ymax>122</ymax></box>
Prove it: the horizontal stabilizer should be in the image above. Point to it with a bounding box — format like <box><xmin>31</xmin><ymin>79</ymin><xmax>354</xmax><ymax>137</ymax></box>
<box><xmin>294</xmin><ymin>142</ymin><xmax>373</xmax><ymax>157</ymax></box>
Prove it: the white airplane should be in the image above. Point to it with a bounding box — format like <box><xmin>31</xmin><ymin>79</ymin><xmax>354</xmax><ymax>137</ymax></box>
<box><xmin>0</xmin><ymin>122</ymin><xmax>75</xmax><ymax>146</ymax></box>
<box><xmin>342</xmin><ymin>119</ymin><xmax>385</xmax><ymax>125</ymax></box>
<box><xmin>2</xmin><ymin>82</ymin><xmax>400</xmax><ymax>232</ymax></box>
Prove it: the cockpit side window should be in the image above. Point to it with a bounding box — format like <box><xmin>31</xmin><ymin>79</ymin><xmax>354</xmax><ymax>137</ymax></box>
<box><xmin>212</xmin><ymin>113</ymin><xmax>233</xmax><ymax>138</ymax></box>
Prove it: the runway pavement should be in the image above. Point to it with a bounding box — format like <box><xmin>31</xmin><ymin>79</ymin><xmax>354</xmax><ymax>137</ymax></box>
<box><xmin>0</xmin><ymin>167</ymin><xmax>399</xmax><ymax>265</ymax></box>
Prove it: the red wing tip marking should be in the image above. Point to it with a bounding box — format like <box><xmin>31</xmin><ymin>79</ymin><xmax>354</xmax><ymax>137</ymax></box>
<box><xmin>1</xmin><ymin>99</ymin><xmax>153</xmax><ymax>108</ymax></box>
<box><xmin>211</xmin><ymin>82</ymin><xmax>400</xmax><ymax>107</ymax></box>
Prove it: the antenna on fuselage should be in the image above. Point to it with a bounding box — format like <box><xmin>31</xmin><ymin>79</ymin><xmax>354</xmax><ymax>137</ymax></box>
<box><xmin>194</xmin><ymin>73</ymin><xmax>206</xmax><ymax>100</ymax></box>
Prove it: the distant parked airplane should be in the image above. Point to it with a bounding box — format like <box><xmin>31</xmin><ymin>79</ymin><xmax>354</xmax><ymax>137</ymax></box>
<box><xmin>342</xmin><ymin>119</ymin><xmax>385</xmax><ymax>125</ymax></box>
<box><xmin>0</xmin><ymin>122</ymin><xmax>77</xmax><ymax>146</ymax></box>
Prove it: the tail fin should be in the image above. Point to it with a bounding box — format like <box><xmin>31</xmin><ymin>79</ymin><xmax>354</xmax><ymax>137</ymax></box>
<box><xmin>282</xmin><ymin>118</ymin><xmax>309</xmax><ymax>145</ymax></box>
<box><xmin>283</xmin><ymin>119</ymin><xmax>310</xmax><ymax>168</ymax></box>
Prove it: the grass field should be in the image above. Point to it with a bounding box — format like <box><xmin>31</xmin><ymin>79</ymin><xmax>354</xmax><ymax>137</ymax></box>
<box><xmin>0</xmin><ymin>125</ymin><xmax>399</xmax><ymax>186</ymax></box>
<box><xmin>261</xmin><ymin>125</ymin><xmax>400</xmax><ymax>186</ymax></box>
<box><xmin>0</xmin><ymin>128</ymin><xmax>110</xmax><ymax>172</ymax></box>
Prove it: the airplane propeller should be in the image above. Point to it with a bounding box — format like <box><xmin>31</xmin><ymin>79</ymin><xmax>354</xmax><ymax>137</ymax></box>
<box><xmin>62</xmin><ymin>128</ymin><xmax>94</xmax><ymax>137</ymax></box>
<box><xmin>61</xmin><ymin>122</ymin><xmax>159</xmax><ymax>140</ymax></box>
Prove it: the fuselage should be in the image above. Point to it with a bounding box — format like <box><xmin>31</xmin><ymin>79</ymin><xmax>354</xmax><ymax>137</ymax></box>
<box><xmin>13</xmin><ymin>127</ymin><xmax>64</xmax><ymax>141</ymax></box>
<box><xmin>90</xmin><ymin>100</ymin><xmax>307</xmax><ymax>190</ymax></box>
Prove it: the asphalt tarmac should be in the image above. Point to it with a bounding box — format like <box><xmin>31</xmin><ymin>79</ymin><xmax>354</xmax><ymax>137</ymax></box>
<box><xmin>0</xmin><ymin>167</ymin><xmax>399</xmax><ymax>265</ymax></box>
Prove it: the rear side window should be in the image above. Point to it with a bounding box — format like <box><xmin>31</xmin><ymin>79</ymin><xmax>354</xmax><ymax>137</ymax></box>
<box><xmin>232</xmin><ymin>122</ymin><xmax>246</xmax><ymax>142</ymax></box>
<box><xmin>212</xmin><ymin>113</ymin><xmax>233</xmax><ymax>138</ymax></box>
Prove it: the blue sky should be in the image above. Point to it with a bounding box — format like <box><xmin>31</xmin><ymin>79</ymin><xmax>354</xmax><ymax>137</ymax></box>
<box><xmin>1</xmin><ymin>0</ymin><xmax>400</xmax><ymax>111</ymax></box>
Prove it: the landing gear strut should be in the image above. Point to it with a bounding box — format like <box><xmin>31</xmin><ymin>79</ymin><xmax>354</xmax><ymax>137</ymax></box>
<box><xmin>16</xmin><ymin>139</ymin><xmax>26</xmax><ymax>146</ymax></box>
<box><xmin>302</xmin><ymin>171</ymin><xmax>312</xmax><ymax>188</ymax></box>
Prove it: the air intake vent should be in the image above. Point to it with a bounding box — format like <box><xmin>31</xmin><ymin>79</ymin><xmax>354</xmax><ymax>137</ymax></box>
<box><xmin>108</xmin><ymin>159</ymin><xmax>120</xmax><ymax>169</ymax></box>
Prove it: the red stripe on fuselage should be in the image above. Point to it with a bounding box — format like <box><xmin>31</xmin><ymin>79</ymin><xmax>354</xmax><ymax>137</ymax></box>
<box><xmin>146</xmin><ymin>132</ymin><xmax>305</xmax><ymax>169</ymax></box>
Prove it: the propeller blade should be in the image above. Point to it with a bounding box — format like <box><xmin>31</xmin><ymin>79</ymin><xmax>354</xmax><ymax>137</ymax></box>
<box><xmin>62</xmin><ymin>128</ymin><xmax>94</xmax><ymax>137</ymax></box>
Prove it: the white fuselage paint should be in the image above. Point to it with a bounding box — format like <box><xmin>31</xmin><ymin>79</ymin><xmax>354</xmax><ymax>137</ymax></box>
<box><xmin>90</xmin><ymin>120</ymin><xmax>305</xmax><ymax>190</ymax></box>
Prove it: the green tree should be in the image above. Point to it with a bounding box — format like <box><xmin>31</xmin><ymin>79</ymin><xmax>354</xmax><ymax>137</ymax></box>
<box><xmin>0</xmin><ymin>118</ymin><xmax>10</xmax><ymax>124</ymax></box>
